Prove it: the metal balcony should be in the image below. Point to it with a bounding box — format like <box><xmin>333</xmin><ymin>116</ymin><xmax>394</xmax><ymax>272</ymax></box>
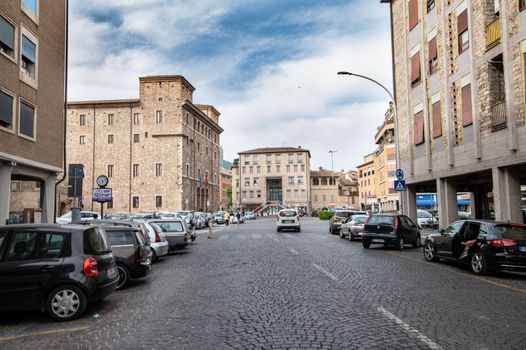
<box><xmin>486</xmin><ymin>17</ymin><xmax>501</xmax><ymax>50</ymax></box>
<box><xmin>490</xmin><ymin>100</ymin><xmax>507</xmax><ymax>132</ymax></box>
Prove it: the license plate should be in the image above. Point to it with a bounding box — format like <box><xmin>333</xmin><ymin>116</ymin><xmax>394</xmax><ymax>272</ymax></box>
<box><xmin>107</xmin><ymin>267</ymin><xmax>117</xmax><ymax>278</ymax></box>
<box><xmin>284</xmin><ymin>220</ymin><xmax>293</xmax><ymax>224</ymax></box>
<box><xmin>519</xmin><ymin>246</ymin><xmax>526</xmax><ymax>252</ymax></box>
<box><xmin>372</xmin><ymin>239</ymin><xmax>384</xmax><ymax>243</ymax></box>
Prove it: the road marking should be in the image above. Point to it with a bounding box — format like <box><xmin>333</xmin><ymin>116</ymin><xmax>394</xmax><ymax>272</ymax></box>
<box><xmin>377</xmin><ymin>306</ymin><xmax>443</xmax><ymax>350</ymax></box>
<box><xmin>387</xmin><ymin>252</ymin><xmax>526</xmax><ymax>295</ymax></box>
<box><xmin>271</xmin><ymin>237</ymin><xmax>280</xmax><ymax>242</ymax></box>
<box><xmin>312</xmin><ymin>263</ymin><xmax>339</xmax><ymax>282</ymax></box>
<box><xmin>289</xmin><ymin>248</ymin><xmax>299</xmax><ymax>255</ymax></box>
<box><xmin>0</xmin><ymin>326</ymin><xmax>93</xmax><ymax>342</ymax></box>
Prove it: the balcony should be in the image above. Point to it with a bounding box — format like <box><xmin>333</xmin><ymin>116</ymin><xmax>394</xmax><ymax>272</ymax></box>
<box><xmin>490</xmin><ymin>100</ymin><xmax>507</xmax><ymax>132</ymax></box>
<box><xmin>486</xmin><ymin>17</ymin><xmax>501</xmax><ymax>50</ymax></box>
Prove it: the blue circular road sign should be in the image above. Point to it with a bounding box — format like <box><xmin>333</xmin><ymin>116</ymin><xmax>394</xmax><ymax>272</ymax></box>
<box><xmin>396</xmin><ymin>169</ymin><xmax>404</xmax><ymax>180</ymax></box>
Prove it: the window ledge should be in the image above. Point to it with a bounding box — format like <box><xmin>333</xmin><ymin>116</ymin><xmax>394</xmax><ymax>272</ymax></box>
<box><xmin>0</xmin><ymin>50</ymin><xmax>17</xmax><ymax>64</ymax></box>
<box><xmin>0</xmin><ymin>125</ymin><xmax>15</xmax><ymax>135</ymax></box>
<box><xmin>20</xmin><ymin>72</ymin><xmax>38</xmax><ymax>90</ymax></box>
<box><xmin>18</xmin><ymin>133</ymin><xmax>36</xmax><ymax>143</ymax></box>
<box><xmin>21</xmin><ymin>5</ymin><xmax>39</xmax><ymax>26</ymax></box>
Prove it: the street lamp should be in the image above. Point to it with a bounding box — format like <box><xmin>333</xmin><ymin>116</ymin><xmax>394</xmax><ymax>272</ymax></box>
<box><xmin>328</xmin><ymin>149</ymin><xmax>337</xmax><ymax>188</ymax></box>
<box><xmin>337</xmin><ymin>71</ymin><xmax>403</xmax><ymax>213</ymax></box>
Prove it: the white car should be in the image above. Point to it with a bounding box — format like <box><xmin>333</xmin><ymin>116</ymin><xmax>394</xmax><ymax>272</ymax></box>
<box><xmin>139</xmin><ymin>221</ymin><xmax>170</xmax><ymax>261</ymax></box>
<box><xmin>417</xmin><ymin>209</ymin><xmax>438</xmax><ymax>229</ymax></box>
<box><xmin>276</xmin><ymin>209</ymin><xmax>301</xmax><ymax>232</ymax></box>
<box><xmin>56</xmin><ymin>210</ymin><xmax>100</xmax><ymax>224</ymax></box>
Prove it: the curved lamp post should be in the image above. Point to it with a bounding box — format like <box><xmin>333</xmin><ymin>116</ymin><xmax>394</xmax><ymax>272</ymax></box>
<box><xmin>337</xmin><ymin>71</ymin><xmax>403</xmax><ymax>213</ymax></box>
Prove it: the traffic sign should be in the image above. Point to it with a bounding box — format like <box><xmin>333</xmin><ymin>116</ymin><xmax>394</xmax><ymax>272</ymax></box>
<box><xmin>92</xmin><ymin>188</ymin><xmax>113</xmax><ymax>203</ymax></box>
<box><xmin>394</xmin><ymin>180</ymin><xmax>406</xmax><ymax>192</ymax></box>
<box><xmin>395</xmin><ymin>168</ymin><xmax>404</xmax><ymax>180</ymax></box>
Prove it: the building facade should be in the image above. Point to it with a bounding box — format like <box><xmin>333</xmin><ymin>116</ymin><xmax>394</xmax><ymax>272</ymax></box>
<box><xmin>66</xmin><ymin>75</ymin><xmax>223</xmax><ymax>214</ymax></box>
<box><xmin>0</xmin><ymin>0</ymin><xmax>66</xmax><ymax>224</ymax></box>
<box><xmin>219</xmin><ymin>166</ymin><xmax>232</xmax><ymax>210</ymax></box>
<box><xmin>384</xmin><ymin>0</ymin><xmax>526</xmax><ymax>226</ymax></box>
<box><xmin>310</xmin><ymin>168</ymin><xmax>359</xmax><ymax>210</ymax></box>
<box><xmin>357</xmin><ymin>152</ymin><xmax>377</xmax><ymax>211</ymax></box>
<box><xmin>232</xmin><ymin>147</ymin><xmax>311</xmax><ymax>213</ymax></box>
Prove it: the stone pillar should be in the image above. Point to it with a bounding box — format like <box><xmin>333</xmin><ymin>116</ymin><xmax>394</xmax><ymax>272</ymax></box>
<box><xmin>41</xmin><ymin>174</ymin><xmax>57</xmax><ymax>223</ymax></box>
<box><xmin>468</xmin><ymin>191</ymin><xmax>477</xmax><ymax>219</ymax></box>
<box><xmin>437</xmin><ymin>177</ymin><xmax>458</xmax><ymax>229</ymax></box>
<box><xmin>0</xmin><ymin>163</ymin><xmax>14</xmax><ymax>225</ymax></box>
<box><xmin>403</xmin><ymin>184</ymin><xmax>417</xmax><ymax>223</ymax></box>
<box><xmin>493</xmin><ymin>166</ymin><xmax>522</xmax><ymax>223</ymax></box>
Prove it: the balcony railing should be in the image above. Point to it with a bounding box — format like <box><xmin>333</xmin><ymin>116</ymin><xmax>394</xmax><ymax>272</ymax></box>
<box><xmin>490</xmin><ymin>100</ymin><xmax>507</xmax><ymax>132</ymax></box>
<box><xmin>486</xmin><ymin>17</ymin><xmax>501</xmax><ymax>49</ymax></box>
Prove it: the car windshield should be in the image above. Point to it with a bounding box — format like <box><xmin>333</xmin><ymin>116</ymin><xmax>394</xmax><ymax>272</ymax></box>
<box><xmin>280</xmin><ymin>211</ymin><xmax>297</xmax><ymax>217</ymax></box>
<box><xmin>84</xmin><ymin>227</ymin><xmax>111</xmax><ymax>254</ymax></box>
<box><xmin>417</xmin><ymin>211</ymin><xmax>432</xmax><ymax>218</ymax></box>
<box><xmin>494</xmin><ymin>224</ymin><xmax>526</xmax><ymax>240</ymax></box>
<box><xmin>151</xmin><ymin>221</ymin><xmax>184</xmax><ymax>232</ymax></box>
<box><xmin>367</xmin><ymin>215</ymin><xmax>395</xmax><ymax>225</ymax></box>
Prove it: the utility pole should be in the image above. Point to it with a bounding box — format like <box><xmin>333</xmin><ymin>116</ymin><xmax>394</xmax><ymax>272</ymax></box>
<box><xmin>328</xmin><ymin>150</ymin><xmax>337</xmax><ymax>186</ymax></box>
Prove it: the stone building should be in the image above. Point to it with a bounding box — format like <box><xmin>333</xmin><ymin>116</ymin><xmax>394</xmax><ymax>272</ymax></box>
<box><xmin>0</xmin><ymin>0</ymin><xmax>66</xmax><ymax>224</ymax></box>
<box><xmin>232</xmin><ymin>147</ymin><xmax>311</xmax><ymax>214</ymax></box>
<box><xmin>310</xmin><ymin>168</ymin><xmax>359</xmax><ymax>210</ymax></box>
<box><xmin>219</xmin><ymin>166</ymin><xmax>232</xmax><ymax>210</ymax></box>
<box><xmin>66</xmin><ymin>75</ymin><xmax>223</xmax><ymax>214</ymax></box>
<box><xmin>357</xmin><ymin>152</ymin><xmax>377</xmax><ymax>211</ymax></box>
<box><xmin>382</xmin><ymin>0</ymin><xmax>526</xmax><ymax>226</ymax></box>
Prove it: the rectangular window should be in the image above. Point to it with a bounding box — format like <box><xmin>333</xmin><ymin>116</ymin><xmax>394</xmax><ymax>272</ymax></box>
<box><xmin>108</xmin><ymin>165</ymin><xmax>114</xmax><ymax>178</ymax></box>
<box><xmin>156</xmin><ymin>110</ymin><xmax>163</xmax><ymax>123</ymax></box>
<box><xmin>266</xmin><ymin>154</ymin><xmax>272</xmax><ymax>164</ymax></box>
<box><xmin>427</xmin><ymin>0</ymin><xmax>435</xmax><ymax>13</ymax></box>
<box><xmin>462</xmin><ymin>84</ymin><xmax>473</xmax><ymax>126</ymax></box>
<box><xmin>301</xmin><ymin>164</ymin><xmax>305</xmax><ymax>172</ymax></box>
<box><xmin>249</xmin><ymin>191</ymin><xmax>254</xmax><ymax>198</ymax></box>
<box><xmin>108</xmin><ymin>134</ymin><xmax>114</xmax><ymax>144</ymax></box>
<box><xmin>186</xmin><ymin>164</ymin><xmax>190</xmax><ymax>176</ymax></box>
<box><xmin>276</xmin><ymin>165</ymin><xmax>281</xmax><ymax>172</ymax></box>
<box><xmin>133</xmin><ymin>113</ymin><xmax>140</xmax><ymax>125</ymax></box>
<box><xmin>132</xmin><ymin>196</ymin><xmax>139</xmax><ymax>208</ymax></box>
<box><xmin>79</xmin><ymin>114</ymin><xmax>85</xmax><ymax>126</ymax></box>
<box><xmin>288</xmin><ymin>176</ymin><xmax>294</xmax><ymax>185</ymax></box>
<box><xmin>411</xmin><ymin>51</ymin><xmax>421</xmax><ymax>86</ymax></box>
<box><xmin>288</xmin><ymin>154</ymin><xmax>293</xmax><ymax>163</ymax></box>
<box><xmin>432</xmin><ymin>101</ymin><xmax>442</xmax><ymax>138</ymax></box>
<box><xmin>414</xmin><ymin>111</ymin><xmax>424</xmax><ymax>145</ymax></box>
<box><xmin>22</xmin><ymin>0</ymin><xmax>37</xmax><ymax>17</ymax></box>
<box><xmin>298</xmin><ymin>176</ymin><xmax>304</xmax><ymax>184</ymax></box>
<box><xmin>322</xmin><ymin>194</ymin><xmax>326</xmax><ymax>202</ymax></box>
<box><xmin>156</xmin><ymin>163</ymin><xmax>163</xmax><ymax>177</ymax></box>
<box><xmin>294</xmin><ymin>189</ymin><xmax>299</xmax><ymax>198</ymax></box>
<box><xmin>314</xmin><ymin>194</ymin><xmax>318</xmax><ymax>202</ymax></box>
<box><xmin>133</xmin><ymin>164</ymin><xmax>139</xmax><ymax>177</ymax></box>
<box><xmin>242</xmin><ymin>191</ymin><xmax>247</xmax><ymax>199</ymax></box>
<box><xmin>21</xmin><ymin>35</ymin><xmax>36</xmax><ymax>79</ymax></box>
<box><xmin>458</xmin><ymin>10</ymin><xmax>469</xmax><ymax>54</ymax></box>
<box><xmin>0</xmin><ymin>16</ymin><xmax>15</xmax><ymax>59</ymax></box>
<box><xmin>19</xmin><ymin>100</ymin><xmax>35</xmax><ymax>139</ymax></box>
<box><xmin>275</xmin><ymin>154</ymin><xmax>281</xmax><ymax>164</ymax></box>
<box><xmin>108</xmin><ymin>114</ymin><xmax>114</xmax><ymax>125</ymax></box>
<box><xmin>253</xmin><ymin>177</ymin><xmax>259</xmax><ymax>186</ymax></box>
<box><xmin>245</xmin><ymin>178</ymin><xmax>250</xmax><ymax>186</ymax></box>
<box><xmin>156</xmin><ymin>196</ymin><xmax>162</xmax><ymax>208</ymax></box>
<box><xmin>408</xmin><ymin>0</ymin><xmax>418</xmax><ymax>30</ymax></box>
<box><xmin>286</xmin><ymin>165</ymin><xmax>291</xmax><ymax>172</ymax></box>
<box><xmin>0</xmin><ymin>89</ymin><xmax>14</xmax><ymax>130</ymax></box>
<box><xmin>428</xmin><ymin>37</ymin><xmax>438</xmax><ymax>75</ymax></box>
<box><xmin>133</xmin><ymin>133</ymin><xmax>140</xmax><ymax>143</ymax></box>
<box><xmin>297</xmin><ymin>153</ymin><xmax>303</xmax><ymax>163</ymax></box>
<box><xmin>249</xmin><ymin>166</ymin><xmax>253</xmax><ymax>174</ymax></box>
<box><xmin>80</xmin><ymin>135</ymin><xmax>85</xmax><ymax>144</ymax></box>
<box><xmin>267</xmin><ymin>165</ymin><xmax>271</xmax><ymax>173</ymax></box>
<box><xmin>257</xmin><ymin>166</ymin><xmax>261</xmax><ymax>174</ymax></box>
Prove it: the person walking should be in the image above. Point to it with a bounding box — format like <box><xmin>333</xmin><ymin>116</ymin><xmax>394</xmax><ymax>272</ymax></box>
<box><xmin>190</xmin><ymin>210</ymin><xmax>197</xmax><ymax>237</ymax></box>
<box><xmin>207</xmin><ymin>212</ymin><xmax>213</xmax><ymax>239</ymax></box>
<box><xmin>224</xmin><ymin>211</ymin><xmax>230</xmax><ymax>226</ymax></box>
<box><xmin>236</xmin><ymin>211</ymin><xmax>241</xmax><ymax>226</ymax></box>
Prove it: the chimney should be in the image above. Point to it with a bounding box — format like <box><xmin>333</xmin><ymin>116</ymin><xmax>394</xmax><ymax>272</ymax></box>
<box><xmin>298</xmin><ymin>145</ymin><xmax>302</xmax><ymax>149</ymax></box>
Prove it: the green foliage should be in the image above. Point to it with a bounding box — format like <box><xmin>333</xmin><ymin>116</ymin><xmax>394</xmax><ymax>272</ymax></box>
<box><xmin>226</xmin><ymin>185</ymin><xmax>233</xmax><ymax>207</ymax></box>
<box><xmin>318</xmin><ymin>211</ymin><xmax>334</xmax><ymax>220</ymax></box>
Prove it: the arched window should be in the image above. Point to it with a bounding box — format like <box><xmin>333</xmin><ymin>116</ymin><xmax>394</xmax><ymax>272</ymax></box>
<box><xmin>312</xmin><ymin>178</ymin><xmax>319</xmax><ymax>185</ymax></box>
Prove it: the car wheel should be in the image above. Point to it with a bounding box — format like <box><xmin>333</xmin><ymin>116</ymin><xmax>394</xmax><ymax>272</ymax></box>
<box><xmin>277</xmin><ymin>228</ymin><xmax>281</xmax><ymax>233</ymax></box>
<box><xmin>413</xmin><ymin>235</ymin><xmax>421</xmax><ymax>248</ymax></box>
<box><xmin>329</xmin><ymin>226</ymin><xmax>332</xmax><ymax>234</ymax></box>
<box><xmin>397</xmin><ymin>237</ymin><xmax>404</xmax><ymax>251</ymax></box>
<box><xmin>349</xmin><ymin>232</ymin><xmax>354</xmax><ymax>241</ymax></box>
<box><xmin>470</xmin><ymin>251</ymin><xmax>488</xmax><ymax>275</ymax></box>
<box><xmin>423</xmin><ymin>242</ymin><xmax>438</xmax><ymax>262</ymax></box>
<box><xmin>152</xmin><ymin>249</ymin><xmax>158</xmax><ymax>263</ymax></box>
<box><xmin>362</xmin><ymin>240</ymin><xmax>370</xmax><ymax>249</ymax></box>
<box><xmin>339</xmin><ymin>230</ymin><xmax>345</xmax><ymax>239</ymax></box>
<box><xmin>116</xmin><ymin>264</ymin><xmax>131</xmax><ymax>290</ymax></box>
<box><xmin>46</xmin><ymin>285</ymin><xmax>87</xmax><ymax>321</ymax></box>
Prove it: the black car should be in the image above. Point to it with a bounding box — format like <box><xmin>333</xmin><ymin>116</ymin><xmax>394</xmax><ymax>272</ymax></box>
<box><xmin>423</xmin><ymin>220</ymin><xmax>526</xmax><ymax>275</ymax></box>
<box><xmin>0</xmin><ymin>224</ymin><xmax>118</xmax><ymax>321</ymax></box>
<box><xmin>362</xmin><ymin>214</ymin><xmax>421</xmax><ymax>250</ymax></box>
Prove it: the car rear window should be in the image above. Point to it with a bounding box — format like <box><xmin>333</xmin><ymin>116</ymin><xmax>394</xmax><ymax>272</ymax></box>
<box><xmin>494</xmin><ymin>225</ymin><xmax>526</xmax><ymax>240</ymax></box>
<box><xmin>84</xmin><ymin>227</ymin><xmax>111</xmax><ymax>255</ymax></box>
<box><xmin>151</xmin><ymin>221</ymin><xmax>184</xmax><ymax>232</ymax></box>
<box><xmin>417</xmin><ymin>211</ymin><xmax>432</xmax><ymax>218</ymax></box>
<box><xmin>107</xmin><ymin>230</ymin><xmax>135</xmax><ymax>245</ymax></box>
<box><xmin>353</xmin><ymin>216</ymin><xmax>368</xmax><ymax>224</ymax></box>
<box><xmin>335</xmin><ymin>211</ymin><xmax>353</xmax><ymax>218</ymax></box>
<box><xmin>367</xmin><ymin>215</ymin><xmax>395</xmax><ymax>225</ymax></box>
<box><xmin>280</xmin><ymin>211</ymin><xmax>297</xmax><ymax>217</ymax></box>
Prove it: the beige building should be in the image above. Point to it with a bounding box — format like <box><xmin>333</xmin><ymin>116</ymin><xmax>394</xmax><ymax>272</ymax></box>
<box><xmin>310</xmin><ymin>168</ymin><xmax>359</xmax><ymax>209</ymax></box>
<box><xmin>357</xmin><ymin>152</ymin><xmax>377</xmax><ymax>211</ymax></box>
<box><xmin>66</xmin><ymin>75</ymin><xmax>223</xmax><ymax>214</ymax></box>
<box><xmin>219</xmin><ymin>166</ymin><xmax>232</xmax><ymax>210</ymax></box>
<box><xmin>374</xmin><ymin>104</ymin><xmax>399</xmax><ymax>212</ymax></box>
<box><xmin>383</xmin><ymin>0</ymin><xmax>526</xmax><ymax>226</ymax></box>
<box><xmin>0</xmin><ymin>0</ymin><xmax>66</xmax><ymax>224</ymax></box>
<box><xmin>232</xmin><ymin>147</ymin><xmax>311</xmax><ymax>214</ymax></box>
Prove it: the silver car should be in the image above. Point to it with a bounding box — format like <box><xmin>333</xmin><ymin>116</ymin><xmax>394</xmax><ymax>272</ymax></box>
<box><xmin>148</xmin><ymin>219</ymin><xmax>189</xmax><ymax>251</ymax></box>
<box><xmin>276</xmin><ymin>209</ymin><xmax>301</xmax><ymax>232</ymax></box>
<box><xmin>139</xmin><ymin>221</ymin><xmax>170</xmax><ymax>261</ymax></box>
<box><xmin>341</xmin><ymin>215</ymin><xmax>369</xmax><ymax>241</ymax></box>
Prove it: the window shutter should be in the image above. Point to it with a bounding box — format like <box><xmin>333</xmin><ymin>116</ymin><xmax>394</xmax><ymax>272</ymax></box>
<box><xmin>411</xmin><ymin>51</ymin><xmax>421</xmax><ymax>84</ymax></box>
<box><xmin>409</xmin><ymin>0</ymin><xmax>418</xmax><ymax>30</ymax></box>
<box><xmin>0</xmin><ymin>16</ymin><xmax>15</xmax><ymax>50</ymax></box>
<box><xmin>428</xmin><ymin>37</ymin><xmax>437</xmax><ymax>62</ymax></box>
<box><xmin>413</xmin><ymin>111</ymin><xmax>424</xmax><ymax>145</ymax></box>
<box><xmin>462</xmin><ymin>84</ymin><xmax>473</xmax><ymax>126</ymax></box>
<box><xmin>0</xmin><ymin>91</ymin><xmax>13</xmax><ymax>125</ymax></box>
<box><xmin>432</xmin><ymin>101</ymin><xmax>442</xmax><ymax>138</ymax></box>
<box><xmin>22</xmin><ymin>35</ymin><xmax>36</xmax><ymax>63</ymax></box>
<box><xmin>457</xmin><ymin>10</ymin><xmax>468</xmax><ymax>34</ymax></box>
<box><xmin>20</xmin><ymin>102</ymin><xmax>35</xmax><ymax>137</ymax></box>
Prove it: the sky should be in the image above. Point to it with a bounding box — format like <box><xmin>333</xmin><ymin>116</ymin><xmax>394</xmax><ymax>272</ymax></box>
<box><xmin>68</xmin><ymin>0</ymin><xmax>393</xmax><ymax>171</ymax></box>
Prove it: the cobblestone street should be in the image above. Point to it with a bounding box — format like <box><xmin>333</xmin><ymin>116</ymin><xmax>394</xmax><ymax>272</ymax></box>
<box><xmin>1</xmin><ymin>217</ymin><xmax>525</xmax><ymax>349</ymax></box>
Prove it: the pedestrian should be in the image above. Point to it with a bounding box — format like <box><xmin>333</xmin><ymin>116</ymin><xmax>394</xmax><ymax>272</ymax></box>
<box><xmin>236</xmin><ymin>211</ymin><xmax>241</xmax><ymax>226</ymax></box>
<box><xmin>207</xmin><ymin>212</ymin><xmax>213</xmax><ymax>239</ymax></box>
<box><xmin>190</xmin><ymin>210</ymin><xmax>197</xmax><ymax>236</ymax></box>
<box><xmin>224</xmin><ymin>211</ymin><xmax>230</xmax><ymax>226</ymax></box>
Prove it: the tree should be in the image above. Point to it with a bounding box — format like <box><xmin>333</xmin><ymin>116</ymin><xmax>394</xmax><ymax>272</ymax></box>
<box><xmin>226</xmin><ymin>185</ymin><xmax>233</xmax><ymax>208</ymax></box>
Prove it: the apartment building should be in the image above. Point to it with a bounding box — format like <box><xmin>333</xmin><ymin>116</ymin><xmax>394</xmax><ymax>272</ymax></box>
<box><xmin>374</xmin><ymin>104</ymin><xmax>399</xmax><ymax>212</ymax></box>
<box><xmin>0</xmin><ymin>0</ymin><xmax>66</xmax><ymax>224</ymax></box>
<box><xmin>219</xmin><ymin>166</ymin><xmax>232</xmax><ymax>209</ymax></box>
<box><xmin>310</xmin><ymin>168</ymin><xmax>359</xmax><ymax>209</ymax></box>
<box><xmin>67</xmin><ymin>75</ymin><xmax>223</xmax><ymax>213</ymax></box>
<box><xmin>382</xmin><ymin>0</ymin><xmax>526</xmax><ymax>226</ymax></box>
<box><xmin>232</xmin><ymin>147</ymin><xmax>311</xmax><ymax>213</ymax></box>
<box><xmin>357</xmin><ymin>152</ymin><xmax>377</xmax><ymax>211</ymax></box>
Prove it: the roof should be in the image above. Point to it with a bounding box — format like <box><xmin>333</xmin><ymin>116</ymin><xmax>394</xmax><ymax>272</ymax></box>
<box><xmin>139</xmin><ymin>75</ymin><xmax>195</xmax><ymax>91</ymax></box>
<box><xmin>195</xmin><ymin>104</ymin><xmax>221</xmax><ymax>117</ymax></box>
<box><xmin>310</xmin><ymin>170</ymin><xmax>342</xmax><ymax>177</ymax></box>
<box><xmin>239</xmin><ymin>147</ymin><xmax>311</xmax><ymax>157</ymax></box>
<box><xmin>0</xmin><ymin>224</ymin><xmax>90</xmax><ymax>230</ymax></box>
<box><xmin>67</xmin><ymin>99</ymin><xmax>141</xmax><ymax>107</ymax></box>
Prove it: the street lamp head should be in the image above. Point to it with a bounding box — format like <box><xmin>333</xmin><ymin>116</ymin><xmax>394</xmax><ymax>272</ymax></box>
<box><xmin>337</xmin><ymin>71</ymin><xmax>352</xmax><ymax>76</ymax></box>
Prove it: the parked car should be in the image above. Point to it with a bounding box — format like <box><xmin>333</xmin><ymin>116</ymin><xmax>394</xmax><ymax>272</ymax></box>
<box><xmin>245</xmin><ymin>211</ymin><xmax>257</xmax><ymax>220</ymax></box>
<box><xmin>111</xmin><ymin>212</ymin><xmax>130</xmax><ymax>220</ymax></box>
<box><xmin>417</xmin><ymin>209</ymin><xmax>438</xmax><ymax>229</ymax></box>
<box><xmin>148</xmin><ymin>219</ymin><xmax>189</xmax><ymax>251</ymax></box>
<box><xmin>196</xmin><ymin>212</ymin><xmax>208</xmax><ymax>229</ymax></box>
<box><xmin>423</xmin><ymin>220</ymin><xmax>526</xmax><ymax>275</ymax></box>
<box><xmin>56</xmin><ymin>210</ymin><xmax>100</xmax><ymax>224</ymax></box>
<box><xmin>340</xmin><ymin>214</ymin><xmax>369</xmax><ymax>241</ymax></box>
<box><xmin>329</xmin><ymin>210</ymin><xmax>364</xmax><ymax>234</ymax></box>
<box><xmin>231</xmin><ymin>213</ymin><xmax>245</xmax><ymax>224</ymax></box>
<box><xmin>362</xmin><ymin>214</ymin><xmax>421</xmax><ymax>250</ymax></box>
<box><xmin>0</xmin><ymin>224</ymin><xmax>118</xmax><ymax>321</ymax></box>
<box><xmin>276</xmin><ymin>209</ymin><xmax>301</xmax><ymax>232</ymax></box>
<box><xmin>104</xmin><ymin>226</ymin><xmax>151</xmax><ymax>289</ymax></box>
<box><xmin>159</xmin><ymin>212</ymin><xmax>178</xmax><ymax>220</ymax></box>
<box><xmin>129</xmin><ymin>213</ymin><xmax>155</xmax><ymax>220</ymax></box>
<box><xmin>137</xmin><ymin>222</ymin><xmax>169</xmax><ymax>262</ymax></box>
<box><xmin>83</xmin><ymin>219</ymin><xmax>151</xmax><ymax>249</ymax></box>
<box><xmin>213</xmin><ymin>211</ymin><xmax>225</xmax><ymax>224</ymax></box>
